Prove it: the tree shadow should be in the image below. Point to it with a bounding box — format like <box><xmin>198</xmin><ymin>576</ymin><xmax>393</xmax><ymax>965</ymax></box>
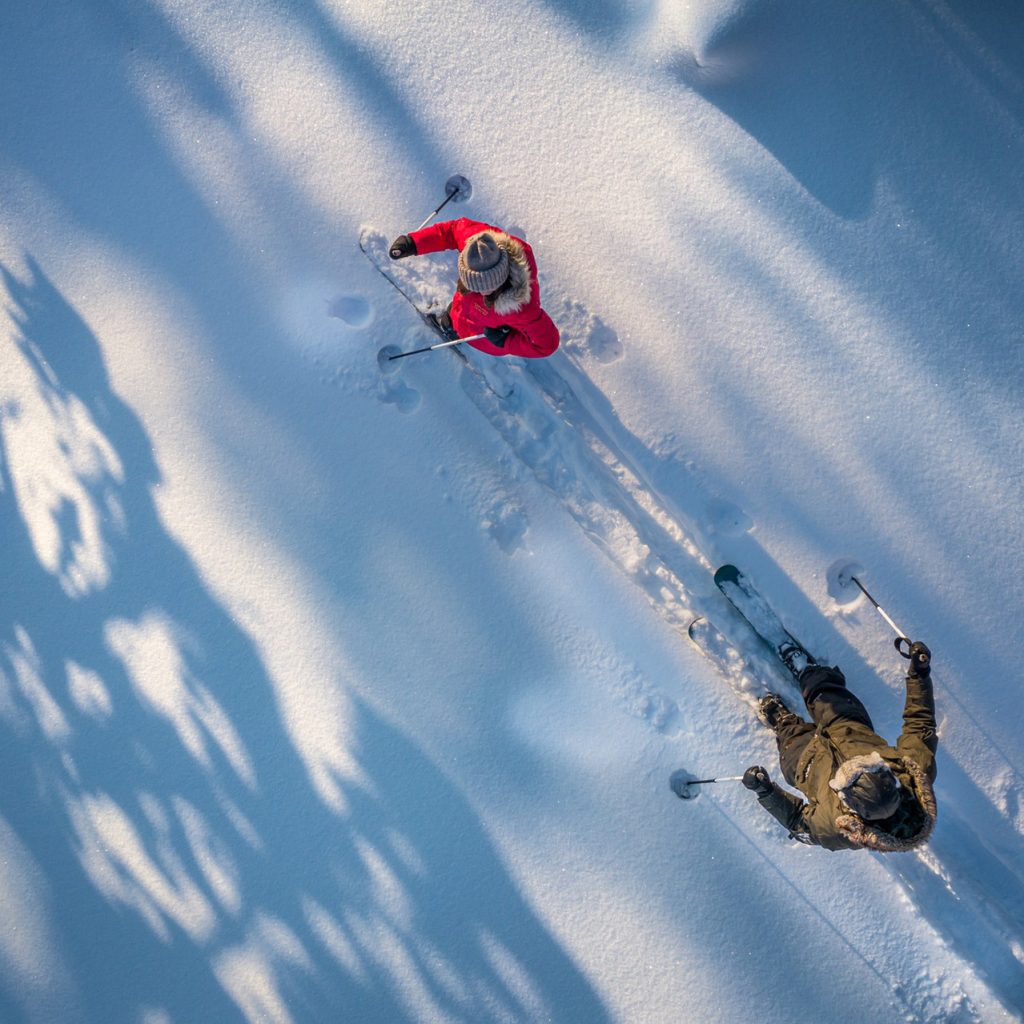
<box><xmin>0</xmin><ymin>0</ymin><xmax>460</xmax><ymax>408</ymax></box>
<box><xmin>5</xmin><ymin>0</ymin><xmax>1023</xmax><ymax>1016</ymax></box>
<box><xmin>666</xmin><ymin>0</ymin><xmax>1024</xmax><ymax>225</ymax></box>
<box><xmin>667</xmin><ymin>0</ymin><xmax>882</xmax><ymax>218</ymax></box>
<box><xmin>886</xmin><ymin>758</ymin><xmax>1024</xmax><ymax>1016</ymax></box>
<box><xmin>285</xmin><ymin>0</ymin><xmax>456</xmax><ymax>185</ymax></box>
<box><xmin>0</xmin><ymin>259</ymin><xmax>610</xmax><ymax>1022</ymax></box>
<box><xmin>538</xmin><ymin>0</ymin><xmax>647</xmax><ymax>41</ymax></box>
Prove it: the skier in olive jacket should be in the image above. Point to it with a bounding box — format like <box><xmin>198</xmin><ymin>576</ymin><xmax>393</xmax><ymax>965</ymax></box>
<box><xmin>389</xmin><ymin>218</ymin><xmax>560</xmax><ymax>359</ymax></box>
<box><xmin>744</xmin><ymin>641</ymin><xmax>937</xmax><ymax>851</ymax></box>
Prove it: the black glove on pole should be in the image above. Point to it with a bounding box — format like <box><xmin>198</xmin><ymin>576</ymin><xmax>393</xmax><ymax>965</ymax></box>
<box><xmin>483</xmin><ymin>325</ymin><xmax>511</xmax><ymax>348</ymax></box>
<box><xmin>909</xmin><ymin>640</ymin><xmax>931</xmax><ymax>675</ymax></box>
<box><xmin>742</xmin><ymin>766</ymin><xmax>774</xmax><ymax>797</ymax></box>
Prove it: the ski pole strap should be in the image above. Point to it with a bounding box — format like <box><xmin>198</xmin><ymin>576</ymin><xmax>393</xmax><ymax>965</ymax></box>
<box><xmin>894</xmin><ymin>636</ymin><xmax>930</xmax><ymax>667</ymax></box>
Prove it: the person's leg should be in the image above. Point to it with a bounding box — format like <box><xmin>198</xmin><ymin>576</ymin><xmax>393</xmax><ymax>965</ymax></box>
<box><xmin>799</xmin><ymin>665</ymin><xmax>874</xmax><ymax>731</ymax></box>
<box><xmin>776</xmin><ymin>713</ymin><xmax>815</xmax><ymax>786</ymax></box>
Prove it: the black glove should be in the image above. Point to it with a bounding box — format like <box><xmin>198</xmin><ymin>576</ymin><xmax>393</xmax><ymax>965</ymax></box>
<box><xmin>743</xmin><ymin>766</ymin><xmax>774</xmax><ymax>797</ymax></box>
<box><xmin>389</xmin><ymin>234</ymin><xmax>416</xmax><ymax>260</ymax></box>
<box><xmin>484</xmin><ymin>325</ymin><xmax>512</xmax><ymax>348</ymax></box>
<box><xmin>909</xmin><ymin>640</ymin><xmax>931</xmax><ymax>676</ymax></box>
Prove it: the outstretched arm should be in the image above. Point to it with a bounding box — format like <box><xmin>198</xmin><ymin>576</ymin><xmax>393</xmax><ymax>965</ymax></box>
<box><xmin>895</xmin><ymin>642</ymin><xmax>937</xmax><ymax>782</ymax></box>
<box><xmin>759</xmin><ymin>788</ymin><xmax>815</xmax><ymax>842</ymax></box>
<box><xmin>409</xmin><ymin>217</ymin><xmax>495</xmax><ymax>256</ymax></box>
<box><xmin>744</xmin><ymin>767</ymin><xmax>817</xmax><ymax>844</ymax></box>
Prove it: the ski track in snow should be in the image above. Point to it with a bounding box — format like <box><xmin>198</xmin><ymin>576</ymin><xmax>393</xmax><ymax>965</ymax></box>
<box><xmin>337</xmin><ymin>230</ymin><xmax>1024</xmax><ymax>1023</ymax></box>
<box><xmin>458</xmin><ymin>360</ymin><xmax>1024</xmax><ymax>1024</ymax></box>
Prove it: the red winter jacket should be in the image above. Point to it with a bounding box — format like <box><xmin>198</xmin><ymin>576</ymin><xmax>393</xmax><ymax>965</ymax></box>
<box><xmin>408</xmin><ymin>218</ymin><xmax>560</xmax><ymax>358</ymax></box>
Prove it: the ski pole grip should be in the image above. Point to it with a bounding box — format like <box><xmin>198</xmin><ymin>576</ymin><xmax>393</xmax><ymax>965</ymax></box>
<box><xmin>894</xmin><ymin>636</ymin><xmax>913</xmax><ymax>659</ymax></box>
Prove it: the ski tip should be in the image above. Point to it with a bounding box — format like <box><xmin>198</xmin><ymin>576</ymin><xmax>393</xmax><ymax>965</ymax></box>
<box><xmin>713</xmin><ymin>564</ymin><xmax>741</xmax><ymax>586</ymax></box>
<box><xmin>357</xmin><ymin>224</ymin><xmax>381</xmax><ymax>249</ymax></box>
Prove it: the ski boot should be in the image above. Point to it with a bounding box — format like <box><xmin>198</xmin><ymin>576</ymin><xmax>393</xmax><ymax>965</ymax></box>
<box><xmin>778</xmin><ymin>640</ymin><xmax>816</xmax><ymax>680</ymax></box>
<box><xmin>424</xmin><ymin>308</ymin><xmax>458</xmax><ymax>342</ymax></box>
<box><xmin>758</xmin><ymin>693</ymin><xmax>795</xmax><ymax>731</ymax></box>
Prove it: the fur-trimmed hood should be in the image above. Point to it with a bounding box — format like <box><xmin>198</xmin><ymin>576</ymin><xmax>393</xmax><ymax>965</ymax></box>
<box><xmin>462</xmin><ymin>230</ymin><xmax>532</xmax><ymax>315</ymax></box>
<box><xmin>834</xmin><ymin>756</ymin><xmax>937</xmax><ymax>852</ymax></box>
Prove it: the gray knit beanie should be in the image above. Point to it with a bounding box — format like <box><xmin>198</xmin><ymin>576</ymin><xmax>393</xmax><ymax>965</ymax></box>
<box><xmin>458</xmin><ymin>232</ymin><xmax>510</xmax><ymax>294</ymax></box>
<box><xmin>829</xmin><ymin>752</ymin><xmax>901</xmax><ymax>821</ymax></box>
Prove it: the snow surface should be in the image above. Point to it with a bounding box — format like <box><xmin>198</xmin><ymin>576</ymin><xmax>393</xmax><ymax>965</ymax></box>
<box><xmin>2</xmin><ymin>1</ymin><xmax>1024</xmax><ymax>1021</ymax></box>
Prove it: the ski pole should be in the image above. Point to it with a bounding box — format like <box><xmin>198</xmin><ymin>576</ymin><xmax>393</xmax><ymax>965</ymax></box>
<box><xmin>848</xmin><ymin>575</ymin><xmax>922</xmax><ymax>663</ymax></box>
<box><xmin>415</xmin><ymin>174</ymin><xmax>473</xmax><ymax>231</ymax></box>
<box><xmin>670</xmin><ymin>770</ymin><xmax>745</xmax><ymax>800</ymax></box>
<box><xmin>387</xmin><ymin>333</ymin><xmax>487</xmax><ymax>361</ymax></box>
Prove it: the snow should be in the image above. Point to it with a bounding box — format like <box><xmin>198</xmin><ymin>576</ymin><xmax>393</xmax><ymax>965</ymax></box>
<box><xmin>2</xmin><ymin>0</ymin><xmax>1023</xmax><ymax>1021</ymax></box>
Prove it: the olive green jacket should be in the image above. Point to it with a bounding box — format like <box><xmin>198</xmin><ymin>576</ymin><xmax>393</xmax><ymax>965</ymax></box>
<box><xmin>759</xmin><ymin>670</ymin><xmax>937</xmax><ymax>851</ymax></box>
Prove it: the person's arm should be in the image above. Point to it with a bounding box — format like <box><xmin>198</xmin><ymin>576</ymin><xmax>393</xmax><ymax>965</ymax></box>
<box><xmin>895</xmin><ymin>642</ymin><xmax>937</xmax><ymax>782</ymax></box>
<box><xmin>743</xmin><ymin>767</ymin><xmax>818</xmax><ymax>844</ymax></box>
<box><xmin>408</xmin><ymin>217</ymin><xmax>494</xmax><ymax>256</ymax></box>
<box><xmin>501</xmin><ymin>309</ymin><xmax>560</xmax><ymax>358</ymax></box>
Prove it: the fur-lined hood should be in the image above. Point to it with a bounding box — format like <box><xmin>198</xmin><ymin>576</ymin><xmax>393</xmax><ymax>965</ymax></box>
<box><xmin>463</xmin><ymin>230</ymin><xmax>532</xmax><ymax>315</ymax></box>
<box><xmin>835</xmin><ymin>756</ymin><xmax>937</xmax><ymax>852</ymax></box>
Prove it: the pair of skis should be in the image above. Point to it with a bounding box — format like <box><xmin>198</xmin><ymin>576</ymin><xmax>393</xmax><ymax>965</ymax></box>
<box><xmin>672</xmin><ymin>566</ymin><xmax>813</xmax><ymax>801</ymax></box>
<box><xmin>678</xmin><ymin>566</ymin><xmax>923</xmax><ymax>801</ymax></box>
<box><xmin>696</xmin><ymin>564</ymin><xmax>919</xmax><ymax>675</ymax></box>
<box><xmin>691</xmin><ymin>564</ymin><xmax>816</xmax><ymax>681</ymax></box>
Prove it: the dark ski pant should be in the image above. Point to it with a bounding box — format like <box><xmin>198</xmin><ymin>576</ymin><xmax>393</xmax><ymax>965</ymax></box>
<box><xmin>774</xmin><ymin>666</ymin><xmax>875</xmax><ymax>786</ymax></box>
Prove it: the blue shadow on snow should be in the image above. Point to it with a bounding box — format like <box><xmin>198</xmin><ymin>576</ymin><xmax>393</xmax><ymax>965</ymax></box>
<box><xmin>0</xmin><ymin>259</ymin><xmax>610</xmax><ymax>1023</ymax></box>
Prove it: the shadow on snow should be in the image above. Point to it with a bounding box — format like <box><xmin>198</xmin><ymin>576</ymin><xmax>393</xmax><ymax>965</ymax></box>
<box><xmin>0</xmin><ymin>260</ymin><xmax>610</xmax><ymax>1023</ymax></box>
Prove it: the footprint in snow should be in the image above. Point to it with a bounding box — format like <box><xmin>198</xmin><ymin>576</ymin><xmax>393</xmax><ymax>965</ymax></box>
<box><xmin>616</xmin><ymin>668</ymin><xmax>683</xmax><ymax>737</ymax></box>
<box><xmin>483</xmin><ymin>503</ymin><xmax>529</xmax><ymax>554</ymax></box>
<box><xmin>376</xmin><ymin>373</ymin><xmax>421</xmax><ymax>414</ymax></box>
<box><xmin>705</xmin><ymin>498</ymin><xmax>753</xmax><ymax>537</ymax></box>
<box><xmin>545</xmin><ymin>295</ymin><xmax>622</xmax><ymax>364</ymax></box>
<box><xmin>328</xmin><ymin>294</ymin><xmax>373</xmax><ymax>328</ymax></box>
<box><xmin>587</xmin><ymin>317</ymin><xmax>623</xmax><ymax>364</ymax></box>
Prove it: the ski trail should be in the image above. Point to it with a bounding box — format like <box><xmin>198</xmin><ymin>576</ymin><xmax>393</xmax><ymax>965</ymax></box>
<box><xmin>356</xmin><ymin>230</ymin><xmax>1023</xmax><ymax>1020</ymax></box>
<box><xmin>462</xmin><ymin>359</ymin><xmax>701</xmax><ymax>624</ymax></box>
<box><xmin>455</xmin><ymin>350</ymin><xmax>795</xmax><ymax>705</ymax></box>
<box><xmin>451</xmin><ymin>350</ymin><xmax>1017</xmax><ymax>1024</ymax></box>
<box><xmin>358</xmin><ymin>228</ymin><xmax>751</xmax><ymax>683</ymax></box>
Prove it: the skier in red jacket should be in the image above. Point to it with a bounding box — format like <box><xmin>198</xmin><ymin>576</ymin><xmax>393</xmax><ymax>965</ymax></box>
<box><xmin>389</xmin><ymin>218</ymin><xmax>560</xmax><ymax>359</ymax></box>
